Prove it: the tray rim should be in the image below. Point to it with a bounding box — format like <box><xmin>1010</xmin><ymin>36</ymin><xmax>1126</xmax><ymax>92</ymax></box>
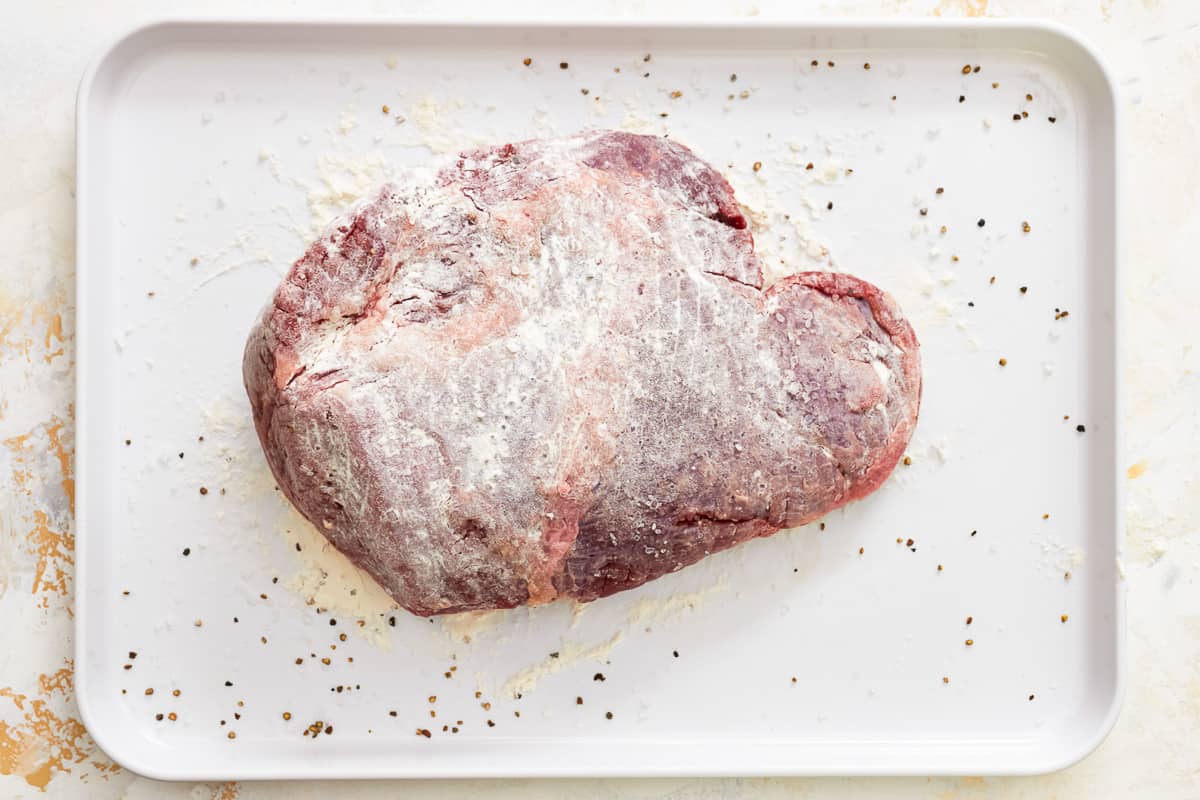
<box><xmin>73</xmin><ymin>15</ymin><xmax>1125</xmax><ymax>781</ymax></box>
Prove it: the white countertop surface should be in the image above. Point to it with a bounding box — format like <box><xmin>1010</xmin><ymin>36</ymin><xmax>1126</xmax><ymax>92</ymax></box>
<box><xmin>1</xmin><ymin>0</ymin><xmax>1197</xmax><ymax>798</ymax></box>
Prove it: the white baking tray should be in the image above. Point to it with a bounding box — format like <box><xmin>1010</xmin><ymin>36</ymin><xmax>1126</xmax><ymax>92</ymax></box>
<box><xmin>75</xmin><ymin>18</ymin><xmax>1122</xmax><ymax>779</ymax></box>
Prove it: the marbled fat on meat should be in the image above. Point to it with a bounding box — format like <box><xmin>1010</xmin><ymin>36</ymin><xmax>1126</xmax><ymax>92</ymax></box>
<box><xmin>243</xmin><ymin>131</ymin><xmax>922</xmax><ymax>616</ymax></box>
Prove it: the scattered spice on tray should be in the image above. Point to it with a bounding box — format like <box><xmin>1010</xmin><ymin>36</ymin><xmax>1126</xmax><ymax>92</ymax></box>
<box><xmin>145</xmin><ymin>688</ymin><xmax>154</xmax><ymax>695</ymax></box>
<box><xmin>381</xmin><ymin>104</ymin><xmax>389</xmax><ymax>114</ymax></box>
<box><xmin>811</xmin><ymin>59</ymin><xmax>819</xmax><ymax>67</ymax></box>
<box><xmin>961</xmin><ymin>64</ymin><xmax>971</xmax><ymax>75</ymax></box>
<box><xmin>864</xmin><ymin>62</ymin><xmax>871</xmax><ymax>70</ymax></box>
<box><xmin>958</xmin><ymin>95</ymin><xmax>965</xmax><ymax>103</ymax></box>
<box><xmin>580</xmin><ymin>88</ymin><xmax>589</xmax><ymax>95</ymax></box>
<box><xmin>669</xmin><ymin>90</ymin><xmax>682</xmax><ymax>99</ymax></box>
<box><xmin>858</xmin><ymin>546</ymin><xmax>864</xmax><ymax>555</ymax></box>
<box><xmin>673</xmin><ymin>650</ymin><xmax>679</xmax><ymax>658</ymax></box>
<box><xmin>1076</xmin><ymin>424</ymin><xmax>1086</xmax><ymax>433</ymax></box>
<box><xmin>1022</xmin><ymin>221</ymin><xmax>1031</xmax><ymax>233</ymax></box>
<box><xmin>753</xmin><ymin>161</ymin><xmax>762</xmax><ymax>172</ymax></box>
<box><xmin>594</xmin><ymin>673</ymin><xmax>606</xmax><ymax>682</ymax></box>
<box><xmin>1028</xmin><ymin>694</ymin><xmax>1035</xmax><ymax>701</ymax></box>
<box><xmin>827</xmin><ymin>60</ymin><xmax>835</xmax><ymax>67</ymax></box>
<box><xmin>1061</xmin><ymin>614</ymin><xmax>1069</xmax><ymax>623</ymax></box>
<box><xmin>919</xmin><ymin>208</ymin><xmax>928</xmax><ymax>216</ymax></box>
<box><xmin>973</xmin><ymin>65</ymin><xmax>981</xmax><ymax>73</ymax></box>
<box><xmin>415</xmin><ymin>728</ymin><xmax>432</xmax><ymax>738</ymax></box>
<box><xmin>730</xmin><ymin>73</ymin><xmax>737</xmax><ymax>82</ymax></box>
<box><xmin>1013</xmin><ymin>114</ymin><xmax>1022</xmax><ymax>121</ymax></box>
<box><xmin>1026</xmin><ymin>93</ymin><xmax>1033</xmax><ymax>102</ymax></box>
<box><xmin>989</xmin><ymin>276</ymin><xmax>996</xmax><ymax>284</ymax></box>
<box><xmin>965</xmin><ymin>639</ymin><xmax>975</xmax><ymax>646</ymax></box>
<box><xmin>977</xmin><ymin>218</ymin><xmax>986</xmax><ymax>227</ymax></box>
<box><xmin>199</xmin><ymin>486</ymin><xmax>208</xmax><ymax>495</ymax></box>
<box><xmin>559</xmin><ymin>62</ymin><xmax>568</xmax><ymax>70</ymax></box>
<box><xmin>172</xmin><ymin>689</ymin><xmax>180</xmax><ymax>697</ymax></box>
<box><xmin>606</xmin><ymin>711</ymin><xmax>614</xmax><ymax>719</ymax></box>
<box><xmin>576</xmin><ymin>697</ymin><xmax>583</xmax><ymax>705</ymax></box>
<box><xmin>903</xmin><ymin>456</ymin><xmax>912</xmax><ymax>465</ymax></box>
<box><xmin>522</xmin><ymin>57</ymin><xmax>532</xmax><ymax>66</ymax></box>
<box><xmin>937</xmin><ymin>564</ymin><xmax>944</xmax><ymax>572</ymax></box>
<box><xmin>1056</xmin><ymin>309</ymin><xmax>1070</xmax><ymax>320</ymax></box>
<box><xmin>943</xmin><ymin>677</ymin><xmax>950</xmax><ymax>684</ymax></box>
<box><xmin>1049</xmin><ymin>116</ymin><xmax>1057</xmax><ymax>123</ymax></box>
<box><xmin>227</xmin><ymin>731</ymin><xmax>236</xmax><ymax>740</ymax></box>
<box><xmin>998</xmin><ymin>358</ymin><xmax>1007</xmax><ymax>366</ymax></box>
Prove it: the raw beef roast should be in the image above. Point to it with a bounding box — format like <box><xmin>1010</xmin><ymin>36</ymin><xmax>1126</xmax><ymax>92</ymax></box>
<box><xmin>244</xmin><ymin>130</ymin><xmax>922</xmax><ymax>616</ymax></box>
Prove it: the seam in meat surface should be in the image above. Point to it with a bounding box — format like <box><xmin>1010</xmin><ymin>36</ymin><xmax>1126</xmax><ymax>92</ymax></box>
<box><xmin>244</xmin><ymin>130</ymin><xmax>922</xmax><ymax>616</ymax></box>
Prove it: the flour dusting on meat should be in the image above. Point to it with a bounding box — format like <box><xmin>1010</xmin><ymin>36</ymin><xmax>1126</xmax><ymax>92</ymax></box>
<box><xmin>244</xmin><ymin>130</ymin><xmax>922</xmax><ymax>616</ymax></box>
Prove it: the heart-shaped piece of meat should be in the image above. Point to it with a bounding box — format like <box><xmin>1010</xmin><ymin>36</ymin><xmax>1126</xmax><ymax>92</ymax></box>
<box><xmin>244</xmin><ymin>131</ymin><xmax>921</xmax><ymax>616</ymax></box>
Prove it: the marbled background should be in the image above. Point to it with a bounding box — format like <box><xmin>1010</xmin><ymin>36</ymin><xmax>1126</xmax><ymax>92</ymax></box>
<box><xmin>1</xmin><ymin>0</ymin><xmax>1196</xmax><ymax>797</ymax></box>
